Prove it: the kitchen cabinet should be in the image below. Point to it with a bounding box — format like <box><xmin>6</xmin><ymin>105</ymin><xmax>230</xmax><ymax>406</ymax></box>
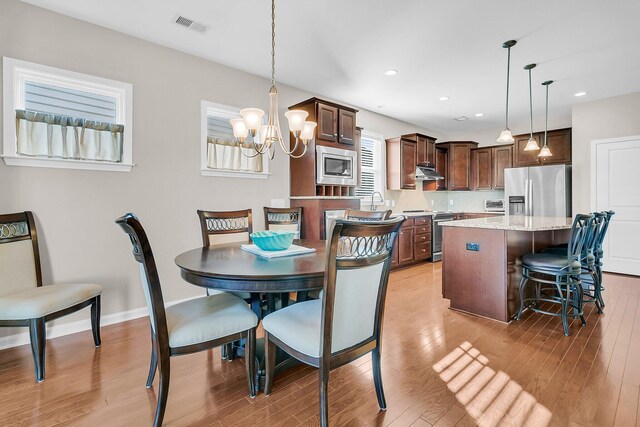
<box><xmin>392</xmin><ymin>216</ymin><xmax>432</xmax><ymax>269</ymax></box>
<box><xmin>288</xmin><ymin>97</ymin><xmax>358</xmax><ymax>148</ymax></box>
<box><xmin>404</xmin><ymin>133</ymin><xmax>437</xmax><ymax>167</ymax></box>
<box><xmin>513</xmin><ymin>128</ymin><xmax>571</xmax><ymax>167</ymax></box>
<box><xmin>422</xmin><ymin>147</ymin><xmax>448</xmax><ymax>191</ymax></box>
<box><xmin>398</xmin><ymin>226</ymin><xmax>414</xmax><ymax>264</ymax></box>
<box><xmin>471</xmin><ymin>144</ymin><xmax>513</xmax><ymax>190</ymax></box>
<box><xmin>386</xmin><ymin>137</ymin><xmax>417</xmax><ymax>190</ymax></box>
<box><xmin>437</xmin><ymin>141</ymin><xmax>478</xmax><ymax>191</ymax></box>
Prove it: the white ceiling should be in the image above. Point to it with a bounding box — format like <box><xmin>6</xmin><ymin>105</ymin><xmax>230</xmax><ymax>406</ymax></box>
<box><xmin>21</xmin><ymin>0</ymin><xmax>640</xmax><ymax>134</ymax></box>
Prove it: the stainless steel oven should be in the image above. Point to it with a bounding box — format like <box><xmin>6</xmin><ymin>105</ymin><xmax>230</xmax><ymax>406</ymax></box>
<box><xmin>432</xmin><ymin>212</ymin><xmax>454</xmax><ymax>262</ymax></box>
<box><xmin>316</xmin><ymin>145</ymin><xmax>358</xmax><ymax>186</ymax></box>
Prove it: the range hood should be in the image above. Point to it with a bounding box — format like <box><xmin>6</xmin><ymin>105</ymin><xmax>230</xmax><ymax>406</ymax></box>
<box><xmin>416</xmin><ymin>166</ymin><xmax>444</xmax><ymax>180</ymax></box>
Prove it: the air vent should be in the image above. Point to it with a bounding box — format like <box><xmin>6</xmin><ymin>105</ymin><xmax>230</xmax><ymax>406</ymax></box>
<box><xmin>453</xmin><ymin>116</ymin><xmax>469</xmax><ymax>121</ymax></box>
<box><xmin>172</xmin><ymin>14</ymin><xmax>209</xmax><ymax>34</ymax></box>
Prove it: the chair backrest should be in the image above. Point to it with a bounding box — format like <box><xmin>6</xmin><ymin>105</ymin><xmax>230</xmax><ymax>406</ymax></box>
<box><xmin>320</xmin><ymin>217</ymin><xmax>404</xmax><ymax>360</ymax></box>
<box><xmin>263</xmin><ymin>207</ymin><xmax>302</xmax><ymax>238</ymax></box>
<box><xmin>115</xmin><ymin>213</ymin><xmax>169</xmax><ymax>348</ymax></box>
<box><xmin>197</xmin><ymin>209</ymin><xmax>253</xmax><ymax>246</ymax></box>
<box><xmin>345</xmin><ymin>209</ymin><xmax>392</xmax><ymax>221</ymax></box>
<box><xmin>594</xmin><ymin>210</ymin><xmax>615</xmax><ymax>258</ymax></box>
<box><xmin>0</xmin><ymin>211</ymin><xmax>42</xmax><ymax>296</ymax></box>
<box><xmin>566</xmin><ymin>213</ymin><xmax>595</xmax><ymax>271</ymax></box>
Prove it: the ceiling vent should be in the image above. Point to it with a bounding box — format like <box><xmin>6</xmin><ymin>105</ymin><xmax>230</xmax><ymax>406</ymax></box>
<box><xmin>453</xmin><ymin>116</ymin><xmax>469</xmax><ymax>121</ymax></box>
<box><xmin>172</xmin><ymin>14</ymin><xmax>209</xmax><ymax>34</ymax></box>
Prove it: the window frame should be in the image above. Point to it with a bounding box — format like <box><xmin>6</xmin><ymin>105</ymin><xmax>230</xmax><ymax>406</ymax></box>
<box><xmin>356</xmin><ymin>129</ymin><xmax>385</xmax><ymax>204</ymax></box>
<box><xmin>200</xmin><ymin>100</ymin><xmax>270</xmax><ymax>179</ymax></box>
<box><xmin>2</xmin><ymin>57</ymin><xmax>133</xmax><ymax>172</ymax></box>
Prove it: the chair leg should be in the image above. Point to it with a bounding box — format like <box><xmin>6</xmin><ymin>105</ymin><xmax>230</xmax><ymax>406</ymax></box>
<box><xmin>556</xmin><ymin>280</ymin><xmax>570</xmax><ymax>336</ymax></box>
<box><xmin>264</xmin><ymin>332</ymin><xmax>276</xmax><ymax>396</ymax></box>
<box><xmin>319</xmin><ymin>365</ymin><xmax>330</xmax><ymax>427</ymax></box>
<box><xmin>91</xmin><ymin>296</ymin><xmax>102</xmax><ymax>347</ymax></box>
<box><xmin>372</xmin><ymin>346</ymin><xmax>387</xmax><ymax>410</ymax></box>
<box><xmin>516</xmin><ymin>273</ymin><xmax>528</xmax><ymax>320</ymax></box>
<box><xmin>153</xmin><ymin>355</ymin><xmax>170</xmax><ymax>427</ymax></box>
<box><xmin>146</xmin><ymin>343</ymin><xmax>158</xmax><ymax>388</ymax></box>
<box><xmin>245</xmin><ymin>328</ymin><xmax>256</xmax><ymax>398</ymax></box>
<box><xmin>576</xmin><ymin>281</ymin><xmax>587</xmax><ymax>326</ymax></box>
<box><xmin>28</xmin><ymin>318</ymin><xmax>46</xmax><ymax>383</ymax></box>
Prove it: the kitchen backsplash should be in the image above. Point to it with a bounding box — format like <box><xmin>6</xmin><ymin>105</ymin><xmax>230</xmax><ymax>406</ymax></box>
<box><xmin>384</xmin><ymin>188</ymin><xmax>505</xmax><ymax>212</ymax></box>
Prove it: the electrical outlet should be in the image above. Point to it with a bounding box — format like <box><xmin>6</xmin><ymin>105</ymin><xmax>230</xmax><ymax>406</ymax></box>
<box><xmin>466</xmin><ymin>243</ymin><xmax>480</xmax><ymax>251</ymax></box>
<box><xmin>431</xmin><ymin>200</ymin><xmax>434</xmax><ymax>206</ymax></box>
<box><xmin>449</xmin><ymin>199</ymin><xmax>454</xmax><ymax>206</ymax></box>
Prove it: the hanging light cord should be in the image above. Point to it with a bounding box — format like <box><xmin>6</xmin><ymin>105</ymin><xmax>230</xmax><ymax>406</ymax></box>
<box><xmin>271</xmin><ymin>0</ymin><xmax>276</xmax><ymax>89</ymax></box>
<box><xmin>505</xmin><ymin>46</ymin><xmax>511</xmax><ymax>128</ymax></box>
<box><xmin>528</xmin><ymin>68</ymin><xmax>533</xmax><ymax>138</ymax></box>
<box><xmin>544</xmin><ymin>83</ymin><xmax>549</xmax><ymax>147</ymax></box>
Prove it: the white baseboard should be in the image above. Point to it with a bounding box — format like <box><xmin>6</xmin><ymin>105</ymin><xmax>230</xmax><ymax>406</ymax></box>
<box><xmin>0</xmin><ymin>295</ymin><xmax>200</xmax><ymax>351</ymax></box>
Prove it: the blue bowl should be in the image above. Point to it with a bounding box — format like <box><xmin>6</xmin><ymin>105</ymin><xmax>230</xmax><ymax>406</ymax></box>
<box><xmin>250</xmin><ymin>230</ymin><xmax>296</xmax><ymax>251</ymax></box>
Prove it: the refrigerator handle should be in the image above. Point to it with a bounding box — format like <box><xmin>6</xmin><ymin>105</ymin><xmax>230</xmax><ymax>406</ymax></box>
<box><xmin>528</xmin><ymin>178</ymin><xmax>533</xmax><ymax>216</ymax></box>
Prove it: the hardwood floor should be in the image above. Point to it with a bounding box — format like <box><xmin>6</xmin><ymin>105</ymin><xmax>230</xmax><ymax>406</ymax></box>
<box><xmin>1</xmin><ymin>263</ymin><xmax>639</xmax><ymax>426</ymax></box>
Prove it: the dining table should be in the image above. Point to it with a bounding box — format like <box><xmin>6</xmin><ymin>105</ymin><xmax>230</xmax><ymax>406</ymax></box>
<box><xmin>174</xmin><ymin>239</ymin><xmax>327</xmax><ymax>389</ymax></box>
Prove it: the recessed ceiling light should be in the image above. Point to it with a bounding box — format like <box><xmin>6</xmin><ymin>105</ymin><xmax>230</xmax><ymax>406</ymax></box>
<box><xmin>475</xmin><ymin>113</ymin><xmax>484</xmax><ymax>117</ymax></box>
<box><xmin>574</xmin><ymin>91</ymin><xmax>587</xmax><ymax>97</ymax></box>
<box><xmin>439</xmin><ymin>96</ymin><xmax>450</xmax><ymax>101</ymax></box>
<box><xmin>453</xmin><ymin>116</ymin><xmax>469</xmax><ymax>121</ymax></box>
<box><xmin>384</xmin><ymin>69</ymin><xmax>398</xmax><ymax>76</ymax></box>
<box><xmin>377</xmin><ymin>105</ymin><xmax>385</xmax><ymax>109</ymax></box>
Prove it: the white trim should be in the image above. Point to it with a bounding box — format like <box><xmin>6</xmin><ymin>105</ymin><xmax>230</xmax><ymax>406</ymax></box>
<box><xmin>590</xmin><ymin>135</ymin><xmax>640</xmax><ymax>211</ymax></box>
<box><xmin>0</xmin><ymin>295</ymin><xmax>200</xmax><ymax>351</ymax></box>
<box><xmin>2</xmin><ymin>57</ymin><xmax>133</xmax><ymax>172</ymax></box>
<box><xmin>200</xmin><ymin>100</ymin><xmax>270</xmax><ymax>178</ymax></box>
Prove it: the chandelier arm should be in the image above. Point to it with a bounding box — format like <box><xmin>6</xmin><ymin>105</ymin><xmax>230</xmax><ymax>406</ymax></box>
<box><xmin>287</xmin><ymin>143</ymin><xmax>308</xmax><ymax>159</ymax></box>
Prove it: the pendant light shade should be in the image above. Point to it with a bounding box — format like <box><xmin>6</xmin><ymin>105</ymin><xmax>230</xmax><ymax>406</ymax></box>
<box><xmin>523</xmin><ymin>63</ymin><xmax>540</xmax><ymax>151</ymax></box>
<box><xmin>497</xmin><ymin>40</ymin><xmax>517</xmax><ymax>143</ymax></box>
<box><xmin>538</xmin><ymin>80</ymin><xmax>554</xmax><ymax>158</ymax></box>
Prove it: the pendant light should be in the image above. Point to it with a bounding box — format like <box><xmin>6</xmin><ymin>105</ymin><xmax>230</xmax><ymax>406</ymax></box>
<box><xmin>538</xmin><ymin>80</ymin><xmax>554</xmax><ymax>158</ymax></box>
<box><xmin>523</xmin><ymin>63</ymin><xmax>540</xmax><ymax>151</ymax></box>
<box><xmin>229</xmin><ymin>0</ymin><xmax>316</xmax><ymax>159</ymax></box>
<box><xmin>497</xmin><ymin>40</ymin><xmax>517</xmax><ymax>143</ymax></box>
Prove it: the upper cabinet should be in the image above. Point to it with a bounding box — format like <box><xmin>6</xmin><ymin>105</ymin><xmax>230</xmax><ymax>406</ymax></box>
<box><xmin>513</xmin><ymin>128</ymin><xmax>571</xmax><ymax>167</ymax></box>
<box><xmin>386</xmin><ymin>137</ymin><xmax>417</xmax><ymax>190</ymax></box>
<box><xmin>423</xmin><ymin>147</ymin><xmax>448</xmax><ymax>191</ymax></box>
<box><xmin>471</xmin><ymin>144</ymin><xmax>513</xmax><ymax>190</ymax></box>
<box><xmin>403</xmin><ymin>133</ymin><xmax>437</xmax><ymax>167</ymax></box>
<box><xmin>438</xmin><ymin>141</ymin><xmax>478</xmax><ymax>191</ymax></box>
<box><xmin>289</xmin><ymin>97</ymin><xmax>358</xmax><ymax>148</ymax></box>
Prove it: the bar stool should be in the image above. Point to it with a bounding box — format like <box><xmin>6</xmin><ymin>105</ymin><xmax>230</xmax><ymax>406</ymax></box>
<box><xmin>515</xmin><ymin>214</ymin><xmax>594</xmax><ymax>336</ymax></box>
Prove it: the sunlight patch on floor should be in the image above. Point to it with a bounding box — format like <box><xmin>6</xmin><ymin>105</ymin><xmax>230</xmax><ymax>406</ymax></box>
<box><xmin>433</xmin><ymin>341</ymin><xmax>552</xmax><ymax>427</ymax></box>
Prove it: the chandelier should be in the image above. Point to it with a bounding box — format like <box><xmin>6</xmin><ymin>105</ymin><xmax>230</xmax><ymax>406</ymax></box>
<box><xmin>229</xmin><ymin>0</ymin><xmax>316</xmax><ymax>159</ymax></box>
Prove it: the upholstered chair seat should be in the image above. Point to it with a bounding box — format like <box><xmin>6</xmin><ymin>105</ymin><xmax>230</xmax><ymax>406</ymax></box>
<box><xmin>262</xmin><ymin>300</ymin><xmax>322</xmax><ymax>357</ymax></box>
<box><xmin>0</xmin><ymin>283</ymin><xmax>102</xmax><ymax>320</ymax></box>
<box><xmin>165</xmin><ymin>293</ymin><xmax>258</xmax><ymax>348</ymax></box>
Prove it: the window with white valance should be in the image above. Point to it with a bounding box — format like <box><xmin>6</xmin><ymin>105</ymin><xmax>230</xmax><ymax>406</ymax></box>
<box><xmin>2</xmin><ymin>57</ymin><xmax>133</xmax><ymax>172</ymax></box>
<box><xmin>200</xmin><ymin>101</ymin><xmax>269</xmax><ymax>179</ymax></box>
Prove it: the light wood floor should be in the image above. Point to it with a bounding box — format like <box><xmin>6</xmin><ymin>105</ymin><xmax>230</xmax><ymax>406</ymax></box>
<box><xmin>1</xmin><ymin>263</ymin><xmax>639</xmax><ymax>426</ymax></box>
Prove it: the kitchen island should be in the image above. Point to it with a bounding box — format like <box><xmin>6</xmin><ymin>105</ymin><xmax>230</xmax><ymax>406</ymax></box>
<box><xmin>441</xmin><ymin>216</ymin><xmax>572</xmax><ymax>322</ymax></box>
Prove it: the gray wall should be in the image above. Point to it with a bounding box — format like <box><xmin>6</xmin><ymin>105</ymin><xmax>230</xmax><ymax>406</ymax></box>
<box><xmin>0</xmin><ymin>0</ymin><xmax>443</xmax><ymax>339</ymax></box>
<box><xmin>571</xmin><ymin>92</ymin><xmax>640</xmax><ymax>213</ymax></box>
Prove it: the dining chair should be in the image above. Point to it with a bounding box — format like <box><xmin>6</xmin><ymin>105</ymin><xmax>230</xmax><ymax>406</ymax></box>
<box><xmin>515</xmin><ymin>213</ymin><xmax>593</xmax><ymax>336</ymax></box>
<box><xmin>263</xmin><ymin>216</ymin><xmax>404</xmax><ymax>426</ymax></box>
<box><xmin>264</xmin><ymin>206</ymin><xmax>302</xmax><ymax>238</ymax></box>
<box><xmin>345</xmin><ymin>209</ymin><xmax>392</xmax><ymax>221</ymax></box>
<box><xmin>116</xmin><ymin>213</ymin><xmax>258</xmax><ymax>427</ymax></box>
<box><xmin>0</xmin><ymin>211</ymin><xmax>102</xmax><ymax>382</ymax></box>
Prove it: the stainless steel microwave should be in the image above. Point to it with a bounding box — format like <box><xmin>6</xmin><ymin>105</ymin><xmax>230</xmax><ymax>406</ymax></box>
<box><xmin>316</xmin><ymin>145</ymin><xmax>358</xmax><ymax>186</ymax></box>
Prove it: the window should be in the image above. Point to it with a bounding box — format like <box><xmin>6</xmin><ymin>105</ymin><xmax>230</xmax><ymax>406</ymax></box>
<box><xmin>355</xmin><ymin>130</ymin><xmax>384</xmax><ymax>201</ymax></box>
<box><xmin>2</xmin><ymin>57</ymin><xmax>133</xmax><ymax>172</ymax></box>
<box><xmin>200</xmin><ymin>101</ymin><xmax>269</xmax><ymax>179</ymax></box>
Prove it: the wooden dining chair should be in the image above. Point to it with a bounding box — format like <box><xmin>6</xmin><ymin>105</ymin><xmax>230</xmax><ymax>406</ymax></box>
<box><xmin>116</xmin><ymin>213</ymin><xmax>258</xmax><ymax>427</ymax></box>
<box><xmin>0</xmin><ymin>211</ymin><xmax>102</xmax><ymax>382</ymax></box>
<box><xmin>264</xmin><ymin>206</ymin><xmax>302</xmax><ymax>238</ymax></box>
<box><xmin>263</xmin><ymin>216</ymin><xmax>404</xmax><ymax>426</ymax></box>
<box><xmin>197</xmin><ymin>209</ymin><xmax>253</xmax><ymax>246</ymax></box>
<box><xmin>345</xmin><ymin>209</ymin><xmax>392</xmax><ymax>221</ymax></box>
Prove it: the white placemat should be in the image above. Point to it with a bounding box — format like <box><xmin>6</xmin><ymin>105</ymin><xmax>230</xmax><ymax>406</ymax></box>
<box><xmin>241</xmin><ymin>244</ymin><xmax>317</xmax><ymax>259</ymax></box>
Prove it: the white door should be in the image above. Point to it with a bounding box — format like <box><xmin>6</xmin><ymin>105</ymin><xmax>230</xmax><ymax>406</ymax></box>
<box><xmin>593</xmin><ymin>136</ymin><xmax>640</xmax><ymax>275</ymax></box>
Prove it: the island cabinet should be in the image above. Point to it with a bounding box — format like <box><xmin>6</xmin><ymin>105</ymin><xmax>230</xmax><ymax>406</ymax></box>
<box><xmin>471</xmin><ymin>144</ymin><xmax>513</xmax><ymax>190</ymax></box>
<box><xmin>386</xmin><ymin>137</ymin><xmax>417</xmax><ymax>190</ymax></box>
<box><xmin>289</xmin><ymin>97</ymin><xmax>358</xmax><ymax>147</ymax></box>
<box><xmin>391</xmin><ymin>215</ymin><xmax>432</xmax><ymax>269</ymax></box>
<box><xmin>513</xmin><ymin>128</ymin><xmax>572</xmax><ymax>167</ymax></box>
<box><xmin>436</xmin><ymin>141</ymin><xmax>478</xmax><ymax>191</ymax></box>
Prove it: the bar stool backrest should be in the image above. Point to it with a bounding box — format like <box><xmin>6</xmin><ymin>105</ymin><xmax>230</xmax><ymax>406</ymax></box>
<box><xmin>583</xmin><ymin>214</ymin><xmax>605</xmax><ymax>262</ymax></box>
<box><xmin>594</xmin><ymin>211</ymin><xmax>615</xmax><ymax>259</ymax></box>
<box><xmin>566</xmin><ymin>214</ymin><xmax>595</xmax><ymax>272</ymax></box>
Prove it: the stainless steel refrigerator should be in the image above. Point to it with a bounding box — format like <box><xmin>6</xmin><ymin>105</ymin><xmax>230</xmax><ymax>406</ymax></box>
<box><xmin>504</xmin><ymin>165</ymin><xmax>572</xmax><ymax>217</ymax></box>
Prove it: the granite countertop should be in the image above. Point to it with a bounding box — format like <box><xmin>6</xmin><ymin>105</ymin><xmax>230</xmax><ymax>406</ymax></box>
<box><xmin>441</xmin><ymin>216</ymin><xmax>573</xmax><ymax>231</ymax></box>
<box><xmin>289</xmin><ymin>196</ymin><xmax>361</xmax><ymax>200</ymax></box>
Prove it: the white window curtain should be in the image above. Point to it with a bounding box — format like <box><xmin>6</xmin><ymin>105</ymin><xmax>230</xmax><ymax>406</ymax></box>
<box><xmin>15</xmin><ymin>109</ymin><xmax>124</xmax><ymax>162</ymax></box>
<box><xmin>206</xmin><ymin>137</ymin><xmax>263</xmax><ymax>172</ymax></box>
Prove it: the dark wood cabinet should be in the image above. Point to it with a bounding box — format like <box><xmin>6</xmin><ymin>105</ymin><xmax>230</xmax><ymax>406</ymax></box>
<box><xmin>471</xmin><ymin>144</ymin><xmax>513</xmax><ymax>190</ymax></box>
<box><xmin>398</xmin><ymin>226</ymin><xmax>414</xmax><ymax>264</ymax></box>
<box><xmin>317</xmin><ymin>103</ymin><xmax>338</xmax><ymax>143</ymax></box>
<box><xmin>409</xmin><ymin>134</ymin><xmax>437</xmax><ymax>167</ymax></box>
<box><xmin>513</xmin><ymin>128</ymin><xmax>571</xmax><ymax>167</ymax></box>
<box><xmin>436</xmin><ymin>141</ymin><xmax>478</xmax><ymax>191</ymax></box>
<box><xmin>435</xmin><ymin>148</ymin><xmax>448</xmax><ymax>191</ymax></box>
<box><xmin>338</xmin><ymin>109</ymin><xmax>356</xmax><ymax>145</ymax></box>
<box><xmin>391</xmin><ymin>216</ymin><xmax>432</xmax><ymax>269</ymax></box>
<box><xmin>386</xmin><ymin>138</ymin><xmax>417</xmax><ymax>190</ymax></box>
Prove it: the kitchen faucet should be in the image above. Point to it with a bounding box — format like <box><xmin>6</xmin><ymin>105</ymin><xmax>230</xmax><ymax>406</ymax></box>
<box><xmin>370</xmin><ymin>191</ymin><xmax>384</xmax><ymax>211</ymax></box>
